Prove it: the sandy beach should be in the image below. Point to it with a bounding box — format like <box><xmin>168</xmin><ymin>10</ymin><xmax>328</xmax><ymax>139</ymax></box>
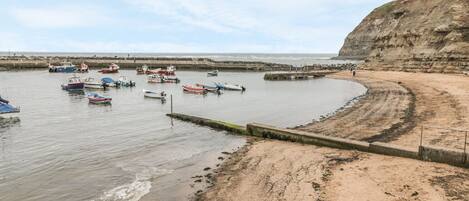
<box><xmin>199</xmin><ymin>71</ymin><xmax>469</xmax><ymax>201</ymax></box>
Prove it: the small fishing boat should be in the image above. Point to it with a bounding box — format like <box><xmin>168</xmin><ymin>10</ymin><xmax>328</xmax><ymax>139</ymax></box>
<box><xmin>146</xmin><ymin>65</ymin><xmax>176</xmax><ymax>76</ymax></box>
<box><xmin>207</xmin><ymin>70</ymin><xmax>218</xmax><ymax>76</ymax></box>
<box><xmin>61</xmin><ymin>76</ymin><xmax>85</xmax><ymax>91</ymax></box>
<box><xmin>143</xmin><ymin>89</ymin><xmax>166</xmax><ymax>100</ymax></box>
<box><xmin>49</xmin><ymin>62</ymin><xmax>76</xmax><ymax>73</ymax></box>
<box><xmin>217</xmin><ymin>83</ymin><xmax>246</xmax><ymax>91</ymax></box>
<box><xmin>99</xmin><ymin>63</ymin><xmax>120</xmax><ymax>74</ymax></box>
<box><xmin>87</xmin><ymin>93</ymin><xmax>112</xmax><ymax>104</ymax></box>
<box><xmin>0</xmin><ymin>96</ymin><xmax>20</xmax><ymax>114</ymax></box>
<box><xmin>117</xmin><ymin>76</ymin><xmax>136</xmax><ymax>87</ymax></box>
<box><xmin>77</xmin><ymin>63</ymin><xmax>89</xmax><ymax>73</ymax></box>
<box><xmin>101</xmin><ymin>77</ymin><xmax>120</xmax><ymax>88</ymax></box>
<box><xmin>183</xmin><ymin>85</ymin><xmax>207</xmax><ymax>94</ymax></box>
<box><xmin>196</xmin><ymin>83</ymin><xmax>222</xmax><ymax>94</ymax></box>
<box><xmin>147</xmin><ymin>74</ymin><xmax>164</xmax><ymax>83</ymax></box>
<box><xmin>84</xmin><ymin>77</ymin><xmax>106</xmax><ymax>89</ymax></box>
<box><xmin>147</xmin><ymin>75</ymin><xmax>180</xmax><ymax>83</ymax></box>
<box><xmin>136</xmin><ymin>65</ymin><xmax>148</xmax><ymax>74</ymax></box>
<box><xmin>163</xmin><ymin>76</ymin><xmax>180</xmax><ymax>83</ymax></box>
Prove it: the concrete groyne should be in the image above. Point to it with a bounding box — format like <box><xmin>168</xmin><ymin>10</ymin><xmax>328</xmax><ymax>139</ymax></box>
<box><xmin>168</xmin><ymin>113</ymin><xmax>469</xmax><ymax>168</ymax></box>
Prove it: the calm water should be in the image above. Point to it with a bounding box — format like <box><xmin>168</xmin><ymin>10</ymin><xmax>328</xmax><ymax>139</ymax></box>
<box><xmin>0</xmin><ymin>70</ymin><xmax>366</xmax><ymax>201</ymax></box>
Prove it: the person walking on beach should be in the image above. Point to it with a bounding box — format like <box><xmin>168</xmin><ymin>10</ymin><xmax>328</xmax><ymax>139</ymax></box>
<box><xmin>352</xmin><ymin>70</ymin><xmax>356</xmax><ymax>77</ymax></box>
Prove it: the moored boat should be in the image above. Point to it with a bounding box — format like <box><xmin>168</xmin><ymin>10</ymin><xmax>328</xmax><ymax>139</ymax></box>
<box><xmin>101</xmin><ymin>77</ymin><xmax>120</xmax><ymax>88</ymax></box>
<box><xmin>146</xmin><ymin>65</ymin><xmax>176</xmax><ymax>76</ymax></box>
<box><xmin>196</xmin><ymin>83</ymin><xmax>222</xmax><ymax>94</ymax></box>
<box><xmin>143</xmin><ymin>89</ymin><xmax>166</xmax><ymax>100</ymax></box>
<box><xmin>84</xmin><ymin>77</ymin><xmax>106</xmax><ymax>89</ymax></box>
<box><xmin>207</xmin><ymin>70</ymin><xmax>218</xmax><ymax>76</ymax></box>
<box><xmin>147</xmin><ymin>74</ymin><xmax>180</xmax><ymax>83</ymax></box>
<box><xmin>77</xmin><ymin>63</ymin><xmax>89</xmax><ymax>73</ymax></box>
<box><xmin>99</xmin><ymin>63</ymin><xmax>119</xmax><ymax>74</ymax></box>
<box><xmin>217</xmin><ymin>82</ymin><xmax>246</xmax><ymax>91</ymax></box>
<box><xmin>87</xmin><ymin>93</ymin><xmax>112</xmax><ymax>104</ymax></box>
<box><xmin>61</xmin><ymin>76</ymin><xmax>85</xmax><ymax>91</ymax></box>
<box><xmin>0</xmin><ymin>96</ymin><xmax>20</xmax><ymax>114</ymax></box>
<box><xmin>183</xmin><ymin>85</ymin><xmax>207</xmax><ymax>94</ymax></box>
<box><xmin>117</xmin><ymin>76</ymin><xmax>136</xmax><ymax>87</ymax></box>
<box><xmin>49</xmin><ymin>62</ymin><xmax>76</xmax><ymax>73</ymax></box>
<box><xmin>136</xmin><ymin>65</ymin><xmax>148</xmax><ymax>74</ymax></box>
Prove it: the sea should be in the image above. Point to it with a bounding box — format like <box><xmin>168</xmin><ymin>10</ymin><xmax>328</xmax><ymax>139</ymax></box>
<box><xmin>0</xmin><ymin>54</ymin><xmax>366</xmax><ymax>201</ymax></box>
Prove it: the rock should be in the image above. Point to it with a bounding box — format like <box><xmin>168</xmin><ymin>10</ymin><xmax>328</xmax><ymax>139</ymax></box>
<box><xmin>337</xmin><ymin>0</ymin><xmax>469</xmax><ymax>73</ymax></box>
<box><xmin>411</xmin><ymin>191</ymin><xmax>419</xmax><ymax>196</ymax></box>
<box><xmin>203</xmin><ymin>167</ymin><xmax>211</xmax><ymax>171</ymax></box>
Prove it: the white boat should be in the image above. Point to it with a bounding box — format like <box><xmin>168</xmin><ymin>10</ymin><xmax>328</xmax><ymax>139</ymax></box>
<box><xmin>207</xmin><ymin>70</ymin><xmax>218</xmax><ymax>76</ymax></box>
<box><xmin>117</xmin><ymin>76</ymin><xmax>136</xmax><ymax>87</ymax></box>
<box><xmin>84</xmin><ymin>77</ymin><xmax>105</xmax><ymax>89</ymax></box>
<box><xmin>143</xmin><ymin>89</ymin><xmax>166</xmax><ymax>100</ymax></box>
<box><xmin>222</xmin><ymin>83</ymin><xmax>246</xmax><ymax>91</ymax></box>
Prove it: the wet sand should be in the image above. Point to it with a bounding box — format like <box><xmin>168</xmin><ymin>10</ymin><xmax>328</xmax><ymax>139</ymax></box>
<box><xmin>199</xmin><ymin>71</ymin><xmax>469</xmax><ymax>201</ymax></box>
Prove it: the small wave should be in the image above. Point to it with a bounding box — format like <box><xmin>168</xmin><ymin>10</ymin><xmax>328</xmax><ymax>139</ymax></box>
<box><xmin>97</xmin><ymin>167</ymin><xmax>173</xmax><ymax>201</ymax></box>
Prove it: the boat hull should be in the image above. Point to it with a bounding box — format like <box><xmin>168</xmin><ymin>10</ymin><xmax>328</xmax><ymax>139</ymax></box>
<box><xmin>62</xmin><ymin>83</ymin><xmax>85</xmax><ymax>91</ymax></box>
<box><xmin>183</xmin><ymin>85</ymin><xmax>207</xmax><ymax>94</ymax></box>
<box><xmin>49</xmin><ymin>67</ymin><xmax>76</xmax><ymax>73</ymax></box>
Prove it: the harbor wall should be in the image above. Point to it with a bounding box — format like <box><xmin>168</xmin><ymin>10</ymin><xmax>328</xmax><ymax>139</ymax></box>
<box><xmin>167</xmin><ymin>113</ymin><xmax>468</xmax><ymax>169</ymax></box>
<box><xmin>0</xmin><ymin>56</ymin><xmax>288</xmax><ymax>71</ymax></box>
<box><xmin>0</xmin><ymin>56</ymin><xmax>357</xmax><ymax>71</ymax></box>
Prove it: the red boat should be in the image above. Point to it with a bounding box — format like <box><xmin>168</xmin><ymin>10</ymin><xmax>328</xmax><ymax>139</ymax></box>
<box><xmin>87</xmin><ymin>93</ymin><xmax>112</xmax><ymax>104</ymax></box>
<box><xmin>146</xmin><ymin>65</ymin><xmax>176</xmax><ymax>76</ymax></box>
<box><xmin>77</xmin><ymin>63</ymin><xmax>89</xmax><ymax>73</ymax></box>
<box><xmin>99</xmin><ymin>63</ymin><xmax>120</xmax><ymax>74</ymax></box>
<box><xmin>183</xmin><ymin>85</ymin><xmax>207</xmax><ymax>94</ymax></box>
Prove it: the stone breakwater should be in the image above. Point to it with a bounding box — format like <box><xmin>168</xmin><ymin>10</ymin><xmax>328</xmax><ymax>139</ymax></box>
<box><xmin>0</xmin><ymin>56</ymin><xmax>357</xmax><ymax>71</ymax></box>
<box><xmin>0</xmin><ymin>56</ymin><xmax>287</xmax><ymax>71</ymax></box>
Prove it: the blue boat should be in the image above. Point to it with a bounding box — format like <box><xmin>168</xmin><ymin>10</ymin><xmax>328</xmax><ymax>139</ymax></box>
<box><xmin>101</xmin><ymin>77</ymin><xmax>120</xmax><ymax>88</ymax></box>
<box><xmin>0</xmin><ymin>96</ymin><xmax>20</xmax><ymax>114</ymax></box>
<box><xmin>49</xmin><ymin>62</ymin><xmax>77</xmax><ymax>73</ymax></box>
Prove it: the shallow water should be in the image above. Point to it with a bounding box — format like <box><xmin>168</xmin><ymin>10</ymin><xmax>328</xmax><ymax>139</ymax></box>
<box><xmin>0</xmin><ymin>70</ymin><xmax>366</xmax><ymax>201</ymax></box>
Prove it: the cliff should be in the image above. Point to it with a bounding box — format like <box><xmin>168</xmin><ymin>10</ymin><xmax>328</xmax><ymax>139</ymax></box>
<box><xmin>337</xmin><ymin>0</ymin><xmax>469</xmax><ymax>73</ymax></box>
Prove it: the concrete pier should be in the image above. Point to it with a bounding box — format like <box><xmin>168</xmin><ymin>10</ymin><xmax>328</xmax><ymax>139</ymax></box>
<box><xmin>263</xmin><ymin>70</ymin><xmax>338</xmax><ymax>80</ymax></box>
<box><xmin>167</xmin><ymin>113</ymin><xmax>469</xmax><ymax>168</ymax></box>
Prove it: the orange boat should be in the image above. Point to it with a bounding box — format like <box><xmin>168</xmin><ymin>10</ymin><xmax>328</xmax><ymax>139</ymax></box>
<box><xmin>99</xmin><ymin>63</ymin><xmax>119</xmax><ymax>74</ymax></box>
<box><xmin>182</xmin><ymin>85</ymin><xmax>207</xmax><ymax>94</ymax></box>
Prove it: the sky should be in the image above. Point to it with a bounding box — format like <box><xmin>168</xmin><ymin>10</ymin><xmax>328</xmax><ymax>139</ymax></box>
<box><xmin>0</xmin><ymin>0</ymin><xmax>390</xmax><ymax>53</ymax></box>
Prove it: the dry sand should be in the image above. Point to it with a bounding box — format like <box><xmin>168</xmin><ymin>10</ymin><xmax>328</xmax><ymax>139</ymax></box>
<box><xmin>198</xmin><ymin>71</ymin><xmax>469</xmax><ymax>201</ymax></box>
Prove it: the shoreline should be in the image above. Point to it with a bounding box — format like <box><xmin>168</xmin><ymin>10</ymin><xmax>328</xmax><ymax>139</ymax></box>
<box><xmin>198</xmin><ymin>70</ymin><xmax>469</xmax><ymax>201</ymax></box>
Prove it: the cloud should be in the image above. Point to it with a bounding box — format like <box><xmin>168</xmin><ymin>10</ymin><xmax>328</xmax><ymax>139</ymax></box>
<box><xmin>10</xmin><ymin>5</ymin><xmax>110</xmax><ymax>28</ymax></box>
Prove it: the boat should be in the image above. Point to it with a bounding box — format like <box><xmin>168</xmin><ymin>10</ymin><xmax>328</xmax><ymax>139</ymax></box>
<box><xmin>207</xmin><ymin>70</ymin><xmax>218</xmax><ymax>76</ymax></box>
<box><xmin>136</xmin><ymin>65</ymin><xmax>148</xmax><ymax>75</ymax></box>
<box><xmin>143</xmin><ymin>89</ymin><xmax>166</xmax><ymax>100</ymax></box>
<box><xmin>147</xmin><ymin>75</ymin><xmax>180</xmax><ymax>83</ymax></box>
<box><xmin>147</xmin><ymin>74</ymin><xmax>164</xmax><ymax>83</ymax></box>
<box><xmin>217</xmin><ymin>82</ymin><xmax>246</xmax><ymax>91</ymax></box>
<box><xmin>163</xmin><ymin>76</ymin><xmax>180</xmax><ymax>83</ymax></box>
<box><xmin>101</xmin><ymin>77</ymin><xmax>120</xmax><ymax>88</ymax></box>
<box><xmin>196</xmin><ymin>83</ymin><xmax>222</xmax><ymax>94</ymax></box>
<box><xmin>61</xmin><ymin>76</ymin><xmax>85</xmax><ymax>91</ymax></box>
<box><xmin>86</xmin><ymin>93</ymin><xmax>112</xmax><ymax>104</ymax></box>
<box><xmin>146</xmin><ymin>65</ymin><xmax>176</xmax><ymax>76</ymax></box>
<box><xmin>49</xmin><ymin>62</ymin><xmax>76</xmax><ymax>73</ymax></box>
<box><xmin>84</xmin><ymin>77</ymin><xmax>106</xmax><ymax>89</ymax></box>
<box><xmin>0</xmin><ymin>96</ymin><xmax>20</xmax><ymax>114</ymax></box>
<box><xmin>183</xmin><ymin>85</ymin><xmax>207</xmax><ymax>94</ymax></box>
<box><xmin>117</xmin><ymin>76</ymin><xmax>136</xmax><ymax>87</ymax></box>
<box><xmin>77</xmin><ymin>63</ymin><xmax>89</xmax><ymax>73</ymax></box>
<box><xmin>99</xmin><ymin>63</ymin><xmax>119</xmax><ymax>74</ymax></box>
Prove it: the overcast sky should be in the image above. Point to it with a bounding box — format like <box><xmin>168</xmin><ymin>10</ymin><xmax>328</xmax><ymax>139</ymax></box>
<box><xmin>0</xmin><ymin>0</ymin><xmax>390</xmax><ymax>53</ymax></box>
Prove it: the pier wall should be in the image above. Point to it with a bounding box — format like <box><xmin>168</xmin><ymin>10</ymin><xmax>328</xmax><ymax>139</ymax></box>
<box><xmin>167</xmin><ymin>113</ymin><xmax>468</xmax><ymax>169</ymax></box>
<box><xmin>0</xmin><ymin>56</ymin><xmax>290</xmax><ymax>71</ymax></box>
